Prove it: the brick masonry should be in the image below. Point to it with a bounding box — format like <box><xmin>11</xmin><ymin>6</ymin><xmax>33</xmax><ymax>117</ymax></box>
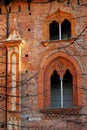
<box><xmin>0</xmin><ymin>0</ymin><xmax>87</xmax><ymax>130</ymax></box>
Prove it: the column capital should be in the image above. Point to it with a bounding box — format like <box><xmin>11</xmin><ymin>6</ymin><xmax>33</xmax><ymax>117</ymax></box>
<box><xmin>60</xmin><ymin>77</ymin><xmax>63</xmax><ymax>80</ymax></box>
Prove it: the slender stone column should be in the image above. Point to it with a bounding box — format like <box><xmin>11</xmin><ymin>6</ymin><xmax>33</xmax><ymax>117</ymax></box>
<box><xmin>60</xmin><ymin>78</ymin><xmax>63</xmax><ymax>108</ymax></box>
<box><xmin>59</xmin><ymin>23</ymin><xmax>62</xmax><ymax>40</ymax></box>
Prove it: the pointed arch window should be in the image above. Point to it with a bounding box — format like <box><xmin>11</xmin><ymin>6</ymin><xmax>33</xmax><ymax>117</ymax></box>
<box><xmin>61</xmin><ymin>19</ymin><xmax>71</xmax><ymax>40</ymax></box>
<box><xmin>51</xmin><ymin>69</ymin><xmax>73</xmax><ymax>108</ymax></box>
<box><xmin>38</xmin><ymin>52</ymin><xmax>82</xmax><ymax>110</ymax></box>
<box><xmin>50</xmin><ymin>21</ymin><xmax>59</xmax><ymax>40</ymax></box>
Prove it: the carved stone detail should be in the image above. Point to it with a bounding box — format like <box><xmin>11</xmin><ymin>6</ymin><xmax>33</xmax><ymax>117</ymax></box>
<box><xmin>47</xmin><ymin>59</ymin><xmax>67</xmax><ymax>78</ymax></box>
<box><xmin>57</xmin><ymin>61</ymin><xmax>65</xmax><ymax>78</ymax></box>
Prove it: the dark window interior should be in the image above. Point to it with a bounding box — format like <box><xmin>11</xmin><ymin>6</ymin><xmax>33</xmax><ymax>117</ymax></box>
<box><xmin>51</xmin><ymin>70</ymin><xmax>60</xmax><ymax>108</ymax></box>
<box><xmin>18</xmin><ymin>5</ymin><xmax>21</xmax><ymax>12</ymax></box>
<box><xmin>0</xmin><ymin>8</ymin><xmax>2</xmax><ymax>14</ymax></box>
<box><xmin>49</xmin><ymin>19</ymin><xmax>71</xmax><ymax>41</ymax></box>
<box><xmin>50</xmin><ymin>21</ymin><xmax>59</xmax><ymax>40</ymax></box>
<box><xmin>9</xmin><ymin>6</ymin><xmax>11</xmax><ymax>13</ymax></box>
<box><xmin>63</xmin><ymin>69</ymin><xmax>73</xmax><ymax>107</ymax></box>
<box><xmin>1</xmin><ymin>123</ymin><xmax>5</xmax><ymax>128</ymax></box>
<box><xmin>51</xmin><ymin>69</ymin><xmax>73</xmax><ymax>108</ymax></box>
<box><xmin>61</xmin><ymin>19</ymin><xmax>71</xmax><ymax>39</ymax></box>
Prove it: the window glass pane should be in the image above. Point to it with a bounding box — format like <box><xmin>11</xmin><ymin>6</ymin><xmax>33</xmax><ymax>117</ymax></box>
<box><xmin>61</xmin><ymin>19</ymin><xmax>71</xmax><ymax>39</ymax></box>
<box><xmin>63</xmin><ymin>69</ymin><xmax>73</xmax><ymax>107</ymax></box>
<box><xmin>50</xmin><ymin>21</ymin><xmax>59</xmax><ymax>40</ymax></box>
<box><xmin>51</xmin><ymin>70</ymin><xmax>60</xmax><ymax>108</ymax></box>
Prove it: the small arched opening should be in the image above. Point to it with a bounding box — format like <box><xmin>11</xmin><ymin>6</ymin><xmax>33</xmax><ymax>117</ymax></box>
<box><xmin>61</xmin><ymin>19</ymin><xmax>71</xmax><ymax>39</ymax></box>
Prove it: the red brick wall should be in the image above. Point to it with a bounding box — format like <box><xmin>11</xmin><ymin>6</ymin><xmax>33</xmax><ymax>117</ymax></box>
<box><xmin>0</xmin><ymin>0</ymin><xmax>87</xmax><ymax>129</ymax></box>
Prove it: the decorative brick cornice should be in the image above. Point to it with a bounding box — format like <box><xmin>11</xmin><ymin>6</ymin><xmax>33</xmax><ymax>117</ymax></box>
<box><xmin>40</xmin><ymin>107</ymin><xmax>80</xmax><ymax>118</ymax></box>
<box><xmin>41</xmin><ymin>38</ymin><xmax>75</xmax><ymax>47</ymax></box>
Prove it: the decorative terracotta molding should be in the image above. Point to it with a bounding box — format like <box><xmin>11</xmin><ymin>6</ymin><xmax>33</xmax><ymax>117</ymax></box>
<box><xmin>41</xmin><ymin>38</ymin><xmax>75</xmax><ymax>47</ymax></box>
<box><xmin>42</xmin><ymin>9</ymin><xmax>76</xmax><ymax>41</ymax></box>
<box><xmin>38</xmin><ymin>52</ymin><xmax>82</xmax><ymax>109</ymax></box>
<box><xmin>40</xmin><ymin>107</ymin><xmax>80</xmax><ymax>118</ymax></box>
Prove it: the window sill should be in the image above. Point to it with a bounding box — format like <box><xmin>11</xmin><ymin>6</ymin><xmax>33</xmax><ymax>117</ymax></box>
<box><xmin>41</xmin><ymin>38</ymin><xmax>75</xmax><ymax>47</ymax></box>
<box><xmin>40</xmin><ymin>107</ymin><xmax>80</xmax><ymax>118</ymax></box>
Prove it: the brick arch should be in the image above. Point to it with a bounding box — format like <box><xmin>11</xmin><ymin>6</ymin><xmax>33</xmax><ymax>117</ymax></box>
<box><xmin>38</xmin><ymin>52</ymin><xmax>82</xmax><ymax>109</ymax></box>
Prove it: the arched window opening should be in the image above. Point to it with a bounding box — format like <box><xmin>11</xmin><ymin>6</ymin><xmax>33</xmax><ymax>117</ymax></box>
<box><xmin>18</xmin><ymin>5</ymin><xmax>21</xmax><ymax>12</ymax></box>
<box><xmin>63</xmin><ymin>69</ymin><xmax>73</xmax><ymax>107</ymax></box>
<box><xmin>51</xmin><ymin>69</ymin><xmax>73</xmax><ymax>108</ymax></box>
<box><xmin>9</xmin><ymin>6</ymin><xmax>11</xmax><ymax>13</ymax></box>
<box><xmin>61</xmin><ymin>19</ymin><xmax>71</xmax><ymax>40</ymax></box>
<box><xmin>0</xmin><ymin>8</ymin><xmax>2</xmax><ymax>14</ymax></box>
<box><xmin>50</xmin><ymin>21</ymin><xmax>59</xmax><ymax>40</ymax></box>
<box><xmin>51</xmin><ymin>70</ymin><xmax>60</xmax><ymax>108</ymax></box>
<box><xmin>38</xmin><ymin>52</ymin><xmax>82</xmax><ymax>109</ymax></box>
<box><xmin>43</xmin><ymin>10</ymin><xmax>76</xmax><ymax>41</ymax></box>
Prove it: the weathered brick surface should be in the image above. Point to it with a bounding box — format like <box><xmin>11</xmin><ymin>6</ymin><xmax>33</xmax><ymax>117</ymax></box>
<box><xmin>0</xmin><ymin>0</ymin><xmax>87</xmax><ymax>129</ymax></box>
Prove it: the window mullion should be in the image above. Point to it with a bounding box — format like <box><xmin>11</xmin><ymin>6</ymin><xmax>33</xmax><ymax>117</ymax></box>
<box><xmin>59</xmin><ymin>23</ymin><xmax>62</xmax><ymax>40</ymax></box>
<box><xmin>60</xmin><ymin>77</ymin><xmax>63</xmax><ymax>108</ymax></box>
